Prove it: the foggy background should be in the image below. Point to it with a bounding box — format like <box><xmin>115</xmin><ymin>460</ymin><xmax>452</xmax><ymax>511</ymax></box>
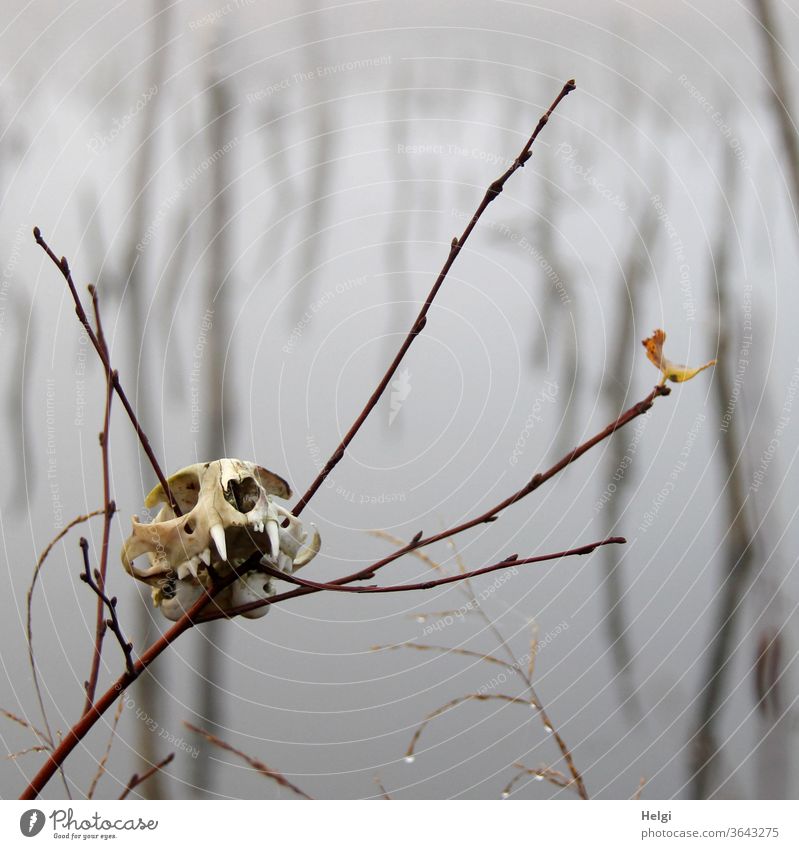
<box><xmin>1</xmin><ymin>0</ymin><xmax>798</xmax><ymax>800</ymax></box>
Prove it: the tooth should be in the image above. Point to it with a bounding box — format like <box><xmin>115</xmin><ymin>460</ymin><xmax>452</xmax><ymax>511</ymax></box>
<box><xmin>189</xmin><ymin>556</ymin><xmax>201</xmax><ymax>579</ymax></box>
<box><xmin>199</xmin><ymin>548</ymin><xmax>211</xmax><ymax>566</ymax></box>
<box><xmin>278</xmin><ymin>553</ymin><xmax>293</xmax><ymax>574</ymax></box>
<box><xmin>177</xmin><ymin>562</ymin><xmax>191</xmax><ymax>580</ymax></box>
<box><xmin>210</xmin><ymin>523</ymin><xmax>228</xmax><ymax>562</ymax></box>
<box><xmin>266</xmin><ymin>518</ymin><xmax>280</xmax><ymax>557</ymax></box>
<box><xmin>293</xmin><ymin>526</ymin><xmax>321</xmax><ymax>569</ymax></box>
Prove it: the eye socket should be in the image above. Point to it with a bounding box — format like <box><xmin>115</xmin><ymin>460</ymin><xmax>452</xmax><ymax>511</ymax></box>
<box><xmin>226</xmin><ymin>476</ymin><xmax>261</xmax><ymax>513</ymax></box>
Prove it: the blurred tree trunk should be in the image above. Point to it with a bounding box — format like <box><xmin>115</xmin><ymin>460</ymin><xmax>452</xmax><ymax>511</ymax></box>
<box><xmin>690</xmin><ymin>144</ymin><xmax>755</xmax><ymax>799</ymax></box>
<box><xmin>193</xmin><ymin>67</ymin><xmax>235</xmax><ymax>798</ymax></box>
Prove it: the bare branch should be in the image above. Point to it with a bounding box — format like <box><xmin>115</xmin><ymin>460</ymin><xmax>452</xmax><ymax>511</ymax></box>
<box><xmin>83</xmin><ymin>286</ymin><xmax>118</xmax><ymax>713</ymax></box>
<box><xmin>256</xmin><ymin>537</ymin><xmax>624</xmax><ymax>596</ymax></box>
<box><xmin>79</xmin><ymin>539</ymin><xmax>135</xmax><ymax>677</ymax></box>
<box><xmin>32</xmin><ymin>227</ymin><xmax>180</xmax><ymax>515</ymax></box>
<box><xmin>292</xmin><ymin>79</ymin><xmax>576</xmax><ymax>516</ymax></box>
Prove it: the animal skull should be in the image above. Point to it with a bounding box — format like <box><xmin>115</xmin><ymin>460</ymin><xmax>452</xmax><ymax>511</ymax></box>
<box><xmin>121</xmin><ymin>459</ymin><xmax>320</xmax><ymax>620</ymax></box>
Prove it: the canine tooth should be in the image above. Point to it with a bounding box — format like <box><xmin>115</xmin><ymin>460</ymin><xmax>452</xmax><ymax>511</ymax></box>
<box><xmin>189</xmin><ymin>555</ymin><xmax>202</xmax><ymax>579</ymax></box>
<box><xmin>293</xmin><ymin>525</ymin><xmax>321</xmax><ymax>568</ymax></box>
<box><xmin>266</xmin><ymin>518</ymin><xmax>280</xmax><ymax>557</ymax></box>
<box><xmin>210</xmin><ymin>523</ymin><xmax>228</xmax><ymax>561</ymax></box>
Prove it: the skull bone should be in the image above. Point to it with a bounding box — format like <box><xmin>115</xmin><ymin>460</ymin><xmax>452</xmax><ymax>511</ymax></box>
<box><xmin>121</xmin><ymin>459</ymin><xmax>320</xmax><ymax>620</ymax></box>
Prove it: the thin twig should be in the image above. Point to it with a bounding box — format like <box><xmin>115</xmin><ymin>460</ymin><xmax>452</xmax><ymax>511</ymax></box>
<box><xmin>216</xmin><ymin>385</ymin><xmax>667</xmax><ymax>621</ymax></box>
<box><xmin>291</xmin><ymin>79</ymin><xmax>576</xmax><ymax>517</ymax></box>
<box><xmin>6</xmin><ymin>746</ymin><xmax>50</xmax><ymax>760</ymax></box>
<box><xmin>79</xmin><ymin>539</ymin><xmax>135</xmax><ymax>677</ymax></box>
<box><xmin>27</xmin><ymin>509</ymin><xmax>104</xmax><ymax>749</ymax></box>
<box><xmin>257</xmin><ymin>537</ymin><xmax>624</xmax><ymax>595</ymax></box>
<box><xmin>1</xmin><ymin>708</ymin><xmax>49</xmax><ymax>743</ymax></box>
<box><xmin>118</xmin><ymin>753</ymin><xmax>175</xmax><ymax>800</ymax></box>
<box><xmin>405</xmin><ymin>535</ymin><xmax>588</xmax><ymax>799</ymax></box>
<box><xmin>374</xmin><ymin>776</ymin><xmax>392</xmax><ymax>800</ymax></box>
<box><xmin>184</xmin><ymin>723</ymin><xmax>312</xmax><ymax>799</ymax></box>
<box><xmin>32</xmin><ymin>227</ymin><xmax>180</xmax><ymax>515</ymax></box>
<box><xmin>405</xmin><ymin>694</ymin><xmax>532</xmax><ymax>758</ymax></box>
<box><xmin>83</xmin><ymin>286</ymin><xmax>117</xmax><ymax>714</ymax></box>
<box><xmin>502</xmin><ymin>763</ymin><xmax>578</xmax><ymax>797</ymax></box>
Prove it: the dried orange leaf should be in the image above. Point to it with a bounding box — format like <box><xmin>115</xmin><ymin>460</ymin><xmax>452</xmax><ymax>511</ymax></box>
<box><xmin>642</xmin><ymin>329</ymin><xmax>716</xmax><ymax>384</ymax></box>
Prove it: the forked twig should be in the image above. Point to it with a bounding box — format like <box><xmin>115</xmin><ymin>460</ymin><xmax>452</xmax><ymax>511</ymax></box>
<box><xmin>184</xmin><ymin>723</ymin><xmax>312</xmax><ymax>799</ymax></box>
<box><xmin>215</xmin><ymin>384</ymin><xmax>667</xmax><ymax>621</ymax></box>
<box><xmin>404</xmin><ymin>694</ymin><xmax>532</xmax><ymax>758</ymax></box>
<box><xmin>258</xmin><ymin>537</ymin><xmax>624</xmax><ymax>595</ymax></box>
<box><xmin>79</xmin><ymin>539</ymin><xmax>135</xmax><ymax>677</ymax></box>
<box><xmin>32</xmin><ymin>227</ymin><xmax>180</xmax><ymax>515</ymax></box>
<box><xmin>119</xmin><ymin>753</ymin><xmax>175</xmax><ymax>800</ymax></box>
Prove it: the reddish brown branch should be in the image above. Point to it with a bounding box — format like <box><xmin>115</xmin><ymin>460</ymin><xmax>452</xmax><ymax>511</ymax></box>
<box><xmin>258</xmin><ymin>537</ymin><xmax>624</xmax><ymax>595</ymax></box>
<box><xmin>83</xmin><ymin>287</ymin><xmax>117</xmax><ymax>713</ymax></box>
<box><xmin>32</xmin><ymin>227</ymin><xmax>180</xmax><ymax>515</ymax></box>
<box><xmin>291</xmin><ymin>79</ymin><xmax>576</xmax><ymax>517</ymax></box>
<box><xmin>215</xmin><ymin>384</ymin><xmax>667</xmax><ymax>620</ymax></box>
<box><xmin>20</xmin><ymin>581</ymin><xmax>228</xmax><ymax>800</ymax></box>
